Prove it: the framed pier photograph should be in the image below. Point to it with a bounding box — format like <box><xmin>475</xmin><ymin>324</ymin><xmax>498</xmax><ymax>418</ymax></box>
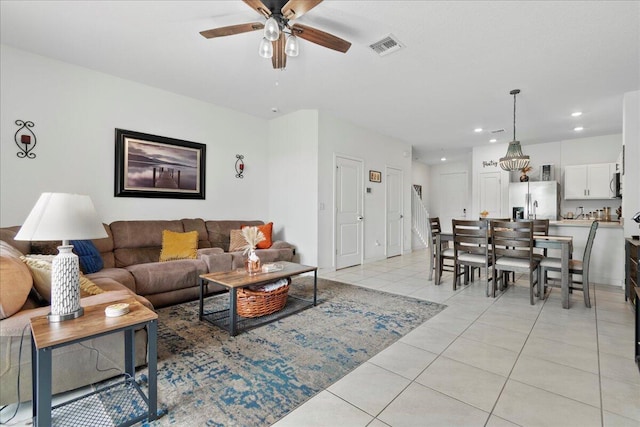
<box><xmin>115</xmin><ymin>129</ymin><xmax>206</xmax><ymax>199</ymax></box>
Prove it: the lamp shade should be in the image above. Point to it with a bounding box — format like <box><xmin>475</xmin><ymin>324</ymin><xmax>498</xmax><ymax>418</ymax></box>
<box><xmin>15</xmin><ymin>193</ymin><xmax>107</xmax><ymax>242</ymax></box>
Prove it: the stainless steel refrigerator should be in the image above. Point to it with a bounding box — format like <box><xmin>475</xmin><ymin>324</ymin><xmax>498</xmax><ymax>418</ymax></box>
<box><xmin>509</xmin><ymin>181</ymin><xmax>560</xmax><ymax>220</ymax></box>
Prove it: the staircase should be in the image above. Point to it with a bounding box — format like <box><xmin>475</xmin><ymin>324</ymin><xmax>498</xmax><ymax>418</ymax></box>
<box><xmin>411</xmin><ymin>186</ymin><xmax>430</xmax><ymax>249</ymax></box>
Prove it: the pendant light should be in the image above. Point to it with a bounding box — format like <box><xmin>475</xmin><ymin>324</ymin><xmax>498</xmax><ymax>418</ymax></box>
<box><xmin>259</xmin><ymin>37</ymin><xmax>273</xmax><ymax>58</ymax></box>
<box><xmin>264</xmin><ymin>17</ymin><xmax>280</xmax><ymax>41</ymax></box>
<box><xmin>285</xmin><ymin>34</ymin><xmax>299</xmax><ymax>57</ymax></box>
<box><xmin>499</xmin><ymin>89</ymin><xmax>530</xmax><ymax>171</ymax></box>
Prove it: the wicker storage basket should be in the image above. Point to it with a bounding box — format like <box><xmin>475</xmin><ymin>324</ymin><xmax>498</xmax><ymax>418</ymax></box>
<box><xmin>236</xmin><ymin>279</ymin><xmax>290</xmax><ymax>318</ymax></box>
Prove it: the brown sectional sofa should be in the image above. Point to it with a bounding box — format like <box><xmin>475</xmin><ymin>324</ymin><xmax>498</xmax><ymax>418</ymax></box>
<box><xmin>0</xmin><ymin>218</ymin><xmax>295</xmax><ymax>405</ymax></box>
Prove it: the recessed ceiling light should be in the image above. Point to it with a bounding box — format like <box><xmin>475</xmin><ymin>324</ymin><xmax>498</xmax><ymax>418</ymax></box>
<box><xmin>574</xmin><ymin>126</ymin><xmax>584</xmax><ymax>131</ymax></box>
<box><xmin>489</xmin><ymin>139</ymin><xmax>497</xmax><ymax>143</ymax></box>
<box><xmin>474</xmin><ymin>128</ymin><xmax>483</xmax><ymax>133</ymax></box>
<box><xmin>571</xmin><ymin>111</ymin><xmax>582</xmax><ymax>117</ymax></box>
<box><xmin>440</xmin><ymin>157</ymin><xmax>446</xmax><ymax>162</ymax></box>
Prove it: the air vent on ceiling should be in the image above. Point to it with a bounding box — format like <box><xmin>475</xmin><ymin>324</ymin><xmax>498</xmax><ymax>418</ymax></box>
<box><xmin>369</xmin><ymin>34</ymin><xmax>404</xmax><ymax>56</ymax></box>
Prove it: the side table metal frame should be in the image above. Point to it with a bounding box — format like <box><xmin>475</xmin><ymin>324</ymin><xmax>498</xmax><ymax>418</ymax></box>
<box><xmin>31</xmin><ymin>318</ymin><xmax>159</xmax><ymax>426</ymax></box>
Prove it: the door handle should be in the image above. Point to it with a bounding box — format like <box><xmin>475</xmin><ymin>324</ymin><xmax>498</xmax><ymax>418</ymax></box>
<box><xmin>400</xmin><ymin>214</ymin><xmax>404</xmax><ymax>219</ymax></box>
<box><xmin>356</xmin><ymin>215</ymin><xmax>364</xmax><ymax>221</ymax></box>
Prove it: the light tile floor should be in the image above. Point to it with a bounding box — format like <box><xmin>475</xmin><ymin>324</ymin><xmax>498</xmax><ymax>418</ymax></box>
<box><xmin>273</xmin><ymin>249</ymin><xmax>639</xmax><ymax>427</ymax></box>
<box><xmin>2</xmin><ymin>250</ymin><xmax>637</xmax><ymax>426</ymax></box>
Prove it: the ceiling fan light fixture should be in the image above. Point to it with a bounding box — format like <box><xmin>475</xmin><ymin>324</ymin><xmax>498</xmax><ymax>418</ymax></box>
<box><xmin>499</xmin><ymin>89</ymin><xmax>530</xmax><ymax>171</ymax></box>
<box><xmin>259</xmin><ymin>37</ymin><xmax>273</xmax><ymax>58</ymax></box>
<box><xmin>264</xmin><ymin>17</ymin><xmax>280</xmax><ymax>41</ymax></box>
<box><xmin>285</xmin><ymin>34</ymin><xmax>299</xmax><ymax>57</ymax></box>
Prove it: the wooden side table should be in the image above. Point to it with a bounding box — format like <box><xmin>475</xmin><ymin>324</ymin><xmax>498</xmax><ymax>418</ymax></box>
<box><xmin>30</xmin><ymin>297</ymin><xmax>161</xmax><ymax>426</ymax></box>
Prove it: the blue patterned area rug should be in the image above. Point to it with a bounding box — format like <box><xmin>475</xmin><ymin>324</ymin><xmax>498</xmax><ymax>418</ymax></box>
<box><xmin>100</xmin><ymin>277</ymin><xmax>445</xmax><ymax>426</ymax></box>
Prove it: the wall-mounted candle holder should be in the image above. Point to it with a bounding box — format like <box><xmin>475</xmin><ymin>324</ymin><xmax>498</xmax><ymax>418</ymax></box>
<box><xmin>235</xmin><ymin>154</ymin><xmax>245</xmax><ymax>178</ymax></box>
<box><xmin>15</xmin><ymin>120</ymin><xmax>37</xmax><ymax>159</ymax></box>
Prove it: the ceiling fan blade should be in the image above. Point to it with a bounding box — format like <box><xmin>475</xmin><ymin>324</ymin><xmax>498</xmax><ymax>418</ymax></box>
<box><xmin>272</xmin><ymin>33</ymin><xmax>287</xmax><ymax>69</ymax></box>
<box><xmin>281</xmin><ymin>0</ymin><xmax>323</xmax><ymax>20</ymax></box>
<box><xmin>291</xmin><ymin>23</ymin><xmax>351</xmax><ymax>53</ymax></box>
<box><xmin>242</xmin><ymin>0</ymin><xmax>272</xmax><ymax>18</ymax></box>
<box><xmin>200</xmin><ymin>22</ymin><xmax>264</xmax><ymax>39</ymax></box>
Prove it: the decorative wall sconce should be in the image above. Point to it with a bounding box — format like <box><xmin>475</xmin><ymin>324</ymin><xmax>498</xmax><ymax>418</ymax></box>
<box><xmin>15</xmin><ymin>120</ymin><xmax>37</xmax><ymax>159</ymax></box>
<box><xmin>235</xmin><ymin>154</ymin><xmax>245</xmax><ymax>178</ymax></box>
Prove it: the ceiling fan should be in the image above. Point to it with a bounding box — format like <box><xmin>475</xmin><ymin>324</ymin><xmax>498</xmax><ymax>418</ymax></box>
<box><xmin>200</xmin><ymin>0</ymin><xmax>351</xmax><ymax>69</ymax></box>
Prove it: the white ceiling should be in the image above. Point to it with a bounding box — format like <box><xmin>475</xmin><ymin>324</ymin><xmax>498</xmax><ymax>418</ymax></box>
<box><xmin>1</xmin><ymin>1</ymin><xmax>638</xmax><ymax>164</ymax></box>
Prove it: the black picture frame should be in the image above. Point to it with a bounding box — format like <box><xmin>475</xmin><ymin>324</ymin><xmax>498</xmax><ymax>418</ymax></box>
<box><xmin>369</xmin><ymin>170</ymin><xmax>382</xmax><ymax>183</ymax></box>
<box><xmin>115</xmin><ymin>128</ymin><xmax>206</xmax><ymax>199</ymax></box>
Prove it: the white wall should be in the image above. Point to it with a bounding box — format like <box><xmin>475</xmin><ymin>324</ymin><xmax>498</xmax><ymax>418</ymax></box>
<box><xmin>268</xmin><ymin>110</ymin><xmax>319</xmax><ymax>265</ymax></box>
<box><xmin>622</xmin><ymin>91</ymin><xmax>640</xmax><ymax>237</ymax></box>
<box><xmin>1</xmin><ymin>45</ymin><xmax>270</xmax><ymax>226</ymax></box>
<box><xmin>471</xmin><ymin>143</ymin><xmax>511</xmax><ymax>219</ymax></box>
<box><xmin>317</xmin><ymin>112</ymin><xmax>412</xmax><ymax>269</ymax></box>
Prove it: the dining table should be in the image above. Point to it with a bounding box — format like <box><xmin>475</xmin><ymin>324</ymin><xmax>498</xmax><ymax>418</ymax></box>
<box><xmin>434</xmin><ymin>232</ymin><xmax>574</xmax><ymax>309</ymax></box>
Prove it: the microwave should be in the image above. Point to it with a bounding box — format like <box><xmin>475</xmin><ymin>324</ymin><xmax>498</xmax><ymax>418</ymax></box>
<box><xmin>613</xmin><ymin>172</ymin><xmax>622</xmax><ymax>198</ymax></box>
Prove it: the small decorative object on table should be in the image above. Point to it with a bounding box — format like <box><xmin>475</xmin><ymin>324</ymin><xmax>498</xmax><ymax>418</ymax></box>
<box><xmin>480</xmin><ymin>210</ymin><xmax>489</xmax><ymax>218</ymax></box>
<box><xmin>520</xmin><ymin>166</ymin><xmax>532</xmax><ymax>182</ymax></box>
<box><xmin>242</xmin><ymin>226</ymin><xmax>265</xmax><ymax>274</ymax></box>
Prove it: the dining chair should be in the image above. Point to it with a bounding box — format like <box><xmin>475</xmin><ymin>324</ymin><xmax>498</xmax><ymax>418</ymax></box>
<box><xmin>452</xmin><ymin>219</ymin><xmax>492</xmax><ymax>294</ymax></box>
<box><xmin>539</xmin><ymin>220</ymin><xmax>598</xmax><ymax>308</ymax></box>
<box><xmin>491</xmin><ymin>220</ymin><xmax>542</xmax><ymax>303</ymax></box>
<box><xmin>517</xmin><ymin>218</ymin><xmax>550</xmax><ymax>255</ymax></box>
<box><xmin>429</xmin><ymin>217</ymin><xmax>454</xmax><ymax>285</ymax></box>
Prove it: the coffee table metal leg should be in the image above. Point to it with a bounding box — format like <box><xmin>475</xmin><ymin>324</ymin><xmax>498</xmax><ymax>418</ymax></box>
<box><xmin>229</xmin><ymin>288</ymin><xmax>238</xmax><ymax>336</ymax></box>
<box><xmin>199</xmin><ymin>278</ymin><xmax>205</xmax><ymax>321</ymax></box>
<box><xmin>313</xmin><ymin>271</ymin><xmax>317</xmax><ymax>306</ymax></box>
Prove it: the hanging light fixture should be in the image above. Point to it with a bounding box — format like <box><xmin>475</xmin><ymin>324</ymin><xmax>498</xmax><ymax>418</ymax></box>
<box><xmin>258</xmin><ymin>37</ymin><xmax>273</xmax><ymax>58</ymax></box>
<box><xmin>284</xmin><ymin>34</ymin><xmax>299</xmax><ymax>57</ymax></box>
<box><xmin>264</xmin><ymin>16</ymin><xmax>280</xmax><ymax>41</ymax></box>
<box><xmin>499</xmin><ymin>89</ymin><xmax>530</xmax><ymax>171</ymax></box>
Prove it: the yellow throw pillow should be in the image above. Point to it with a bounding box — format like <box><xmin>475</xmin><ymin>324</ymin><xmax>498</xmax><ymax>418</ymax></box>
<box><xmin>228</xmin><ymin>229</ymin><xmax>248</xmax><ymax>252</ymax></box>
<box><xmin>159</xmin><ymin>230</ymin><xmax>198</xmax><ymax>262</ymax></box>
<box><xmin>21</xmin><ymin>255</ymin><xmax>54</xmax><ymax>302</ymax></box>
<box><xmin>79</xmin><ymin>276</ymin><xmax>105</xmax><ymax>297</ymax></box>
<box><xmin>20</xmin><ymin>255</ymin><xmax>103</xmax><ymax>300</ymax></box>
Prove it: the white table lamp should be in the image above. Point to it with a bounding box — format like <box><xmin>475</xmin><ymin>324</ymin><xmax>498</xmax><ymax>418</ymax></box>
<box><xmin>15</xmin><ymin>193</ymin><xmax>108</xmax><ymax>322</ymax></box>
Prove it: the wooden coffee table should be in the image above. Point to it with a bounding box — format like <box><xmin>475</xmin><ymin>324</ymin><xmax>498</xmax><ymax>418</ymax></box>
<box><xmin>199</xmin><ymin>261</ymin><xmax>318</xmax><ymax>336</ymax></box>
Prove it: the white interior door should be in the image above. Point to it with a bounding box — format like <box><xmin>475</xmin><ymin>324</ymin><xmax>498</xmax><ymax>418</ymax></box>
<box><xmin>386</xmin><ymin>167</ymin><xmax>403</xmax><ymax>258</ymax></box>
<box><xmin>479</xmin><ymin>172</ymin><xmax>502</xmax><ymax>218</ymax></box>
<box><xmin>438</xmin><ymin>172</ymin><xmax>468</xmax><ymax>232</ymax></box>
<box><xmin>335</xmin><ymin>156</ymin><xmax>363</xmax><ymax>269</ymax></box>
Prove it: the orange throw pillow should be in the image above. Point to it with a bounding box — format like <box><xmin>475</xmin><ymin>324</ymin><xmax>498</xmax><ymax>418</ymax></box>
<box><xmin>242</xmin><ymin>222</ymin><xmax>273</xmax><ymax>249</ymax></box>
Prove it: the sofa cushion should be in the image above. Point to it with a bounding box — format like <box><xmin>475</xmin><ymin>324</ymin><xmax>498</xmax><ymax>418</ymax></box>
<box><xmin>228</xmin><ymin>229</ymin><xmax>247</xmax><ymax>252</ymax></box>
<box><xmin>0</xmin><ymin>228</ymin><xmax>31</xmax><ymax>255</ymax></box>
<box><xmin>181</xmin><ymin>218</ymin><xmax>211</xmax><ymax>248</ymax></box>
<box><xmin>0</xmin><ymin>252</ymin><xmax>32</xmax><ymax>319</ymax></box>
<box><xmin>86</xmin><ymin>268</ymin><xmax>136</xmax><ymax>293</ymax></box>
<box><xmin>159</xmin><ymin>230</ymin><xmax>198</xmax><ymax>262</ymax></box>
<box><xmin>205</xmin><ymin>220</ymin><xmax>263</xmax><ymax>251</ymax></box>
<box><xmin>70</xmin><ymin>239</ymin><xmax>104</xmax><ymax>274</ymax></box>
<box><xmin>126</xmin><ymin>259</ymin><xmax>208</xmax><ymax>295</ymax></box>
<box><xmin>111</xmin><ymin>220</ymin><xmax>184</xmax><ymax>267</ymax></box>
<box><xmin>242</xmin><ymin>222</ymin><xmax>273</xmax><ymax>249</ymax></box>
<box><xmin>21</xmin><ymin>256</ymin><xmax>104</xmax><ymax>301</ymax></box>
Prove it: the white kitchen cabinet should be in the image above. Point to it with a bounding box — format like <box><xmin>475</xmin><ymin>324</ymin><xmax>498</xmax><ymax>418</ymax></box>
<box><xmin>564</xmin><ymin>163</ymin><xmax>615</xmax><ymax>199</ymax></box>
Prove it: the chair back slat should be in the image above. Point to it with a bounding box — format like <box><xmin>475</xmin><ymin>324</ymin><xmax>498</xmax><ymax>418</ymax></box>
<box><xmin>491</xmin><ymin>220</ymin><xmax>534</xmax><ymax>260</ymax></box>
<box><xmin>453</xmin><ymin>220</ymin><xmax>489</xmax><ymax>256</ymax></box>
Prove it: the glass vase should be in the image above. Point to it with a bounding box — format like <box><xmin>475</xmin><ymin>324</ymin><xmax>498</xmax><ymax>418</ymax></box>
<box><xmin>246</xmin><ymin>249</ymin><xmax>261</xmax><ymax>274</ymax></box>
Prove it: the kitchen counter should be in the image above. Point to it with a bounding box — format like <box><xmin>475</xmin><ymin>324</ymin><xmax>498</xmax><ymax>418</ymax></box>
<box><xmin>550</xmin><ymin>219</ymin><xmax>623</xmax><ymax>228</ymax></box>
<box><xmin>549</xmin><ymin>220</ymin><xmax>625</xmax><ymax>286</ymax></box>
